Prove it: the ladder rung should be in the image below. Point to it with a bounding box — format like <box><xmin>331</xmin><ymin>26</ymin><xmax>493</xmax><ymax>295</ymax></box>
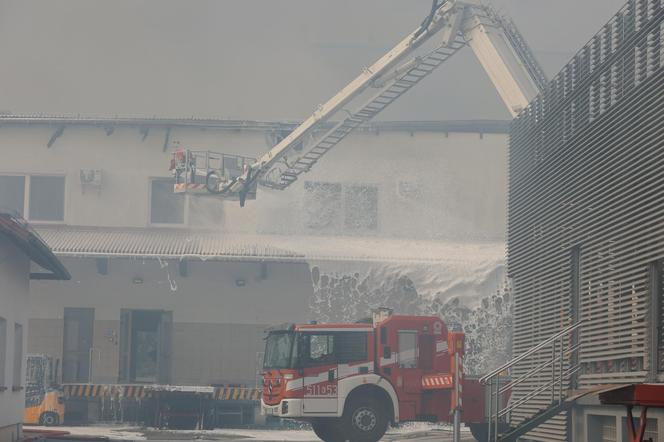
<box><xmin>410</xmin><ymin>67</ymin><xmax>432</xmax><ymax>75</ymax></box>
<box><xmin>395</xmin><ymin>79</ymin><xmax>415</xmax><ymax>87</ymax></box>
<box><xmin>380</xmin><ymin>92</ymin><xmax>400</xmax><ymax>98</ymax></box>
<box><xmin>298</xmin><ymin>158</ymin><xmax>318</xmax><ymax>165</ymax></box>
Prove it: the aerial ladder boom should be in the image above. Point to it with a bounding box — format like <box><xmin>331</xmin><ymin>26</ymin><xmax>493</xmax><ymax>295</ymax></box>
<box><xmin>171</xmin><ymin>0</ymin><xmax>545</xmax><ymax>205</ymax></box>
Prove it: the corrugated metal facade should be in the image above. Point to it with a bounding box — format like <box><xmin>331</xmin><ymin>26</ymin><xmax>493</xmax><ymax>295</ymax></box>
<box><xmin>508</xmin><ymin>0</ymin><xmax>664</xmax><ymax>440</ymax></box>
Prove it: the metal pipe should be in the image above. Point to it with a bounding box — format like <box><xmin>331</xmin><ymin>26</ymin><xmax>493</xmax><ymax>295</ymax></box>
<box><xmin>559</xmin><ymin>337</ymin><xmax>564</xmax><ymax>403</ymax></box>
<box><xmin>499</xmin><ymin>355</ymin><xmax>556</xmax><ymax>395</ymax></box>
<box><xmin>494</xmin><ymin>377</ymin><xmax>500</xmax><ymax>441</ymax></box>
<box><xmin>551</xmin><ymin>341</ymin><xmax>556</xmax><ymax>404</ymax></box>
<box><xmin>453</xmin><ymin>352</ymin><xmax>461</xmax><ymax>442</ymax></box>
<box><xmin>487</xmin><ymin>379</ymin><xmax>493</xmax><ymax>442</ymax></box>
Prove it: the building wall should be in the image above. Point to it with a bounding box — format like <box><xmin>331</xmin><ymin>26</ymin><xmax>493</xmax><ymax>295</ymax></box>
<box><xmin>572</xmin><ymin>404</ymin><xmax>663</xmax><ymax>442</ymax></box>
<box><xmin>0</xmin><ymin>236</ymin><xmax>30</xmax><ymax>437</ymax></box>
<box><xmin>508</xmin><ymin>2</ymin><xmax>664</xmax><ymax>440</ymax></box>
<box><xmin>0</xmin><ymin>123</ymin><xmax>508</xmax><ymax>241</ymax></box>
<box><xmin>29</xmin><ymin>257</ymin><xmax>312</xmax><ymax>385</ymax></box>
<box><xmin>0</xmin><ymin>120</ymin><xmax>507</xmax><ymax>387</ymax></box>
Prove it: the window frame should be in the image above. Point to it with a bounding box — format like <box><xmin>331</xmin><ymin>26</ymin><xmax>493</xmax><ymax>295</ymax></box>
<box><xmin>148</xmin><ymin>177</ymin><xmax>224</xmax><ymax>228</ymax></box>
<box><xmin>0</xmin><ymin>317</ymin><xmax>6</xmax><ymax>389</ymax></box>
<box><xmin>299</xmin><ymin>331</ymin><xmax>368</xmax><ymax>367</ymax></box>
<box><xmin>397</xmin><ymin>330</ymin><xmax>419</xmax><ymax>369</ymax></box>
<box><xmin>0</xmin><ymin>174</ymin><xmax>27</xmax><ymax>217</ymax></box>
<box><xmin>335</xmin><ymin>331</ymin><xmax>368</xmax><ymax>364</ymax></box>
<box><xmin>0</xmin><ymin>173</ymin><xmax>67</xmax><ymax>224</ymax></box>
<box><xmin>13</xmin><ymin>322</ymin><xmax>23</xmax><ymax>389</ymax></box>
<box><xmin>303</xmin><ymin>180</ymin><xmax>380</xmax><ymax>232</ymax></box>
<box><xmin>27</xmin><ymin>174</ymin><xmax>67</xmax><ymax>223</ymax></box>
<box><xmin>344</xmin><ymin>183</ymin><xmax>379</xmax><ymax>231</ymax></box>
<box><xmin>148</xmin><ymin>177</ymin><xmax>188</xmax><ymax>227</ymax></box>
<box><xmin>301</xmin><ymin>333</ymin><xmax>336</xmax><ymax>368</ymax></box>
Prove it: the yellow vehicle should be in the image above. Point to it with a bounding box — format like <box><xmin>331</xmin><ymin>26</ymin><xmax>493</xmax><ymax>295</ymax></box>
<box><xmin>24</xmin><ymin>355</ymin><xmax>65</xmax><ymax>426</ymax></box>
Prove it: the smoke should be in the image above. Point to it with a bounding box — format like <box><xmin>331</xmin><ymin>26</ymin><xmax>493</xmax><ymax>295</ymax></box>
<box><xmin>308</xmin><ymin>264</ymin><xmax>512</xmax><ymax>375</ymax></box>
<box><xmin>0</xmin><ymin>0</ymin><xmax>627</xmax><ymax>120</ymax></box>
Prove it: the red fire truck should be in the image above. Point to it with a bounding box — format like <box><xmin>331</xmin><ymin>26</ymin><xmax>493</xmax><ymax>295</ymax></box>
<box><xmin>261</xmin><ymin>309</ymin><xmax>488</xmax><ymax>442</ymax></box>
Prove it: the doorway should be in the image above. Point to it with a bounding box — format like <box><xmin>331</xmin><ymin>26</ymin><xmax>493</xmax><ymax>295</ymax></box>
<box><xmin>119</xmin><ymin>309</ymin><xmax>172</xmax><ymax>384</ymax></box>
<box><xmin>63</xmin><ymin>308</ymin><xmax>94</xmax><ymax>383</ymax></box>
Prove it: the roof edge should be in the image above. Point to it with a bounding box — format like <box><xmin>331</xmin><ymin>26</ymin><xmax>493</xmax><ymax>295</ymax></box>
<box><xmin>0</xmin><ymin>114</ymin><xmax>510</xmax><ymax>134</ymax></box>
<box><xmin>0</xmin><ymin>211</ymin><xmax>71</xmax><ymax>280</ymax></box>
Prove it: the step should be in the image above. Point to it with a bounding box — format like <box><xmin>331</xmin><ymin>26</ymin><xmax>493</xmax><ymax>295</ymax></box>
<box><xmin>497</xmin><ymin>401</ymin><xmax>573</xmax><ymax>442</ymax></box>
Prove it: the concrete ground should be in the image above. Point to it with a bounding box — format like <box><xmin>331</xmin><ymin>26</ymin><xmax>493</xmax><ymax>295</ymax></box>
<box><xmin>26</xmin><ymin>424</ymin><xmax>477</xmax><ymax>441</ymax></box>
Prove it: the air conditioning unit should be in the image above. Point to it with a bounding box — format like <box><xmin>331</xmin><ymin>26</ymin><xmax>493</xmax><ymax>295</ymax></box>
<box><xmin>80</xmin><ymin>169</ymin><xmax>102</xmax><ymax>192</ymax></box>
<box><xmin>396</xmin><ymin>180</ymin><xmax>423</xmax><ymax>201</ymax></box>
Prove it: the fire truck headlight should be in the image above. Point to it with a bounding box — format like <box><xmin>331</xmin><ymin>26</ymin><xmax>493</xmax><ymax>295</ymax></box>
<box><xmin>281</xmin><ymin>401</ymin><xmax>289</xmax><ymax>415</ymax></box>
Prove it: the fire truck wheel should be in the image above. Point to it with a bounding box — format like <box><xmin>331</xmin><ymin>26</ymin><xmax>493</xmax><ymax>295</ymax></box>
<box><xmin>311</xmin><ymin>419</ymin><xmax>347</xmax><ymax>442</ymax></box>
<box><xmin>341</xmin><ymin>397</ymin><xmax>388</xmax><ymax>442</ymax></box>
<box><xmin>40</xmin><ymin>411</ymin><xmax>60</xmax><ymax>426</ymax></box>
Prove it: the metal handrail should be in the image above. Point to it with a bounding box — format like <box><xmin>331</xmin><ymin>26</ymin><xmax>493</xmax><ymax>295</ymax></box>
<box><xmin>484</xmin><ymin>321</ymin><xmax>583</xmax><ymax>442</ymax></box>
<box><xmin>498</xmin><ymin>356</ymin><xmax>555</xmax><ymax>395</ymax></box>
<box><xmin>498</xmin><ymin>364</ymin><xmax>582</xmax><ymax>419</ymax></box>
<box><xmin>480</xmin><ymin>321</ymin><xmax>583</xmax><ymax>383</ymax></box>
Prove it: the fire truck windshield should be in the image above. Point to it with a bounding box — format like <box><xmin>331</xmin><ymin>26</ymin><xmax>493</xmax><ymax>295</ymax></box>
<box><xmin>263</xmin><ymin>331</ymin><xmax>297</xmax><ymax>369</ymax></box>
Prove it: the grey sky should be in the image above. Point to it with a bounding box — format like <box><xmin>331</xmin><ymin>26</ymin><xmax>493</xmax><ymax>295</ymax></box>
<box><xmin>0</xmin><ymin>0</ymin><xmax>626</xmax><ymax>120</ymax></box>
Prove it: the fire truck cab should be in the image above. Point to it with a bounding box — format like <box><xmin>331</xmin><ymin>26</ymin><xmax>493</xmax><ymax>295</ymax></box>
<box><xmin>261</xmin><ymin>309</ymin><xmax>476</xmax><ymax>442</ymax></box>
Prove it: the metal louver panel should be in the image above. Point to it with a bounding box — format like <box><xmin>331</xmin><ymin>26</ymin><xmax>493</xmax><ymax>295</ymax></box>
<box><xmin>508</xmin><ymin>1</ymin><xmax>664</xmax><ymax>440</ymax></box>
<box><xmin>659</xmin><ymin>261</ymin><xmax>664</xmax><ymax>372</ymax></box>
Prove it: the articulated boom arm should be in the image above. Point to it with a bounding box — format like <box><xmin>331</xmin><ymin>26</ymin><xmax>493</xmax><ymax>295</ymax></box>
<box><xmin>172</xmin><ymin>0</ymin><xmax>545</xmax><ymax>204</ymax></box>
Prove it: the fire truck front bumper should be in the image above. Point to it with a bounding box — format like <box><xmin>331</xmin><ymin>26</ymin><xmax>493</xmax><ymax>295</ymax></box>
<box><xmin>261</xmin><ymin>398</ymin><xmax>304</xmax><ymax>418</ymax></box>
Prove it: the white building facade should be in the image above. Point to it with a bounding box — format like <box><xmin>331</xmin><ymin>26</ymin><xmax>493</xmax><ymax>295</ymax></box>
<box><xmin>0</xmin><ymin>115</ymin><xmax>508</xmax><ymax>394</ymax></box>
<box><xmin>0</xmin><ymin>212</ymin><xmax>69</xmax><ymax>440</ymax></box>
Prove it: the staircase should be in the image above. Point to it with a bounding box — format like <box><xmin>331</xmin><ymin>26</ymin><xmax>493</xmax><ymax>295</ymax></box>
<box><xmin>479</xmin><ymin>321</ymin><xmax>583</xmax><ymax>442</ymax></box>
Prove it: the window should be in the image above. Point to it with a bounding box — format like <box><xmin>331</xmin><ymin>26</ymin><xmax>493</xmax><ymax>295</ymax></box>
<box><xmin>300</xmin><ymin>332</ymin><xmax>367</xmax><ymax>367</ymax></box>
<box><xmin>621</xmin><ymin>416</ymin><xmax>658</xmax><ymax>442</ymax></box>
<box><xmin>63</xmin><ymin>308</ymin><xmax>94</xmax><ymax>383</ymax></box>
<box><xmin>398</xmin><ymin>330</ymin><xmax>418</xmax><ymax>368</ymax></box>
<box><xmin>119</xmin><ymin>309</ymin><xmax>172</xmax><ymax>384</ymax></box>
<box><xmin>0</xmin><ymin>317</ymin><xmax>6</xmax><ymax>387</ymax></box>
<box><xmin>302</xmin><ymin>334</ymin><xmax>335</xmax><ymax>367</ymax></box>
<box><xmin>188</xmin><ymin>197</ymin><xmax>224</xmax><ymax>227</ymax></box>
<box><xmin>13</xmin><ymin>323</ymin><xmax>23</xmax><ymax>387</ymax></box>
<box><xmin>29</xmin><ymin>176</ymin><xmax>65</xmax><ymax>221</ymax></box>
<box><xmin>304</xmin><ymin>181</ymin><xmax>379</xmax><ymax>232</ymax></box>
<box><xmin>344</xmin><ymin>185</ymin><xmax>378</xmax><ymax>230</ymax></box>
<box><xmin>336</xmin><ymin>332</ymin><xmax>367</xmax><ymax>363</ymax></box>
<box><xmin>588</xmin><ymin>415</ymin><xmax>617</xmax><ymax>442</ymax></box>
<box><xmin>656</xmin><ymin>260</ymin><xmax>664</xmax><ymax>373</ymax></box>
<box><xmin>0</xmin><ymin>176</ymin><xmax>25</xmax><ymax>216</ymax></box>
<box><xmin>304</xmin><ymin>182</ymin><xmax>342</xmax><ymax>230</ymax></box>
<box><xmin>150</xmin><ymin>179</ymin><xmax>185</xmax><ymax>225</ymax></box>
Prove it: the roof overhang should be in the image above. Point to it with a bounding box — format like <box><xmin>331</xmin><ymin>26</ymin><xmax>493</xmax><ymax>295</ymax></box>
<box><xmin>33</xmin><ymin>225</ymin><xmax>505</xmax><ymax>265</ymax></box>
<box><xmin>599</xmin><ymin>384</ymin><xmax>664</xmax><ymax>407</ymax></box>
<box><xmin>0</xmin><ymin>211</ymin><xmax>70</xmax><ymax>280</ymax></box>
<box><xmin>0</xmin><ymin>114</ymin><xmax>510</xmax><ymax>134</ymax></box>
